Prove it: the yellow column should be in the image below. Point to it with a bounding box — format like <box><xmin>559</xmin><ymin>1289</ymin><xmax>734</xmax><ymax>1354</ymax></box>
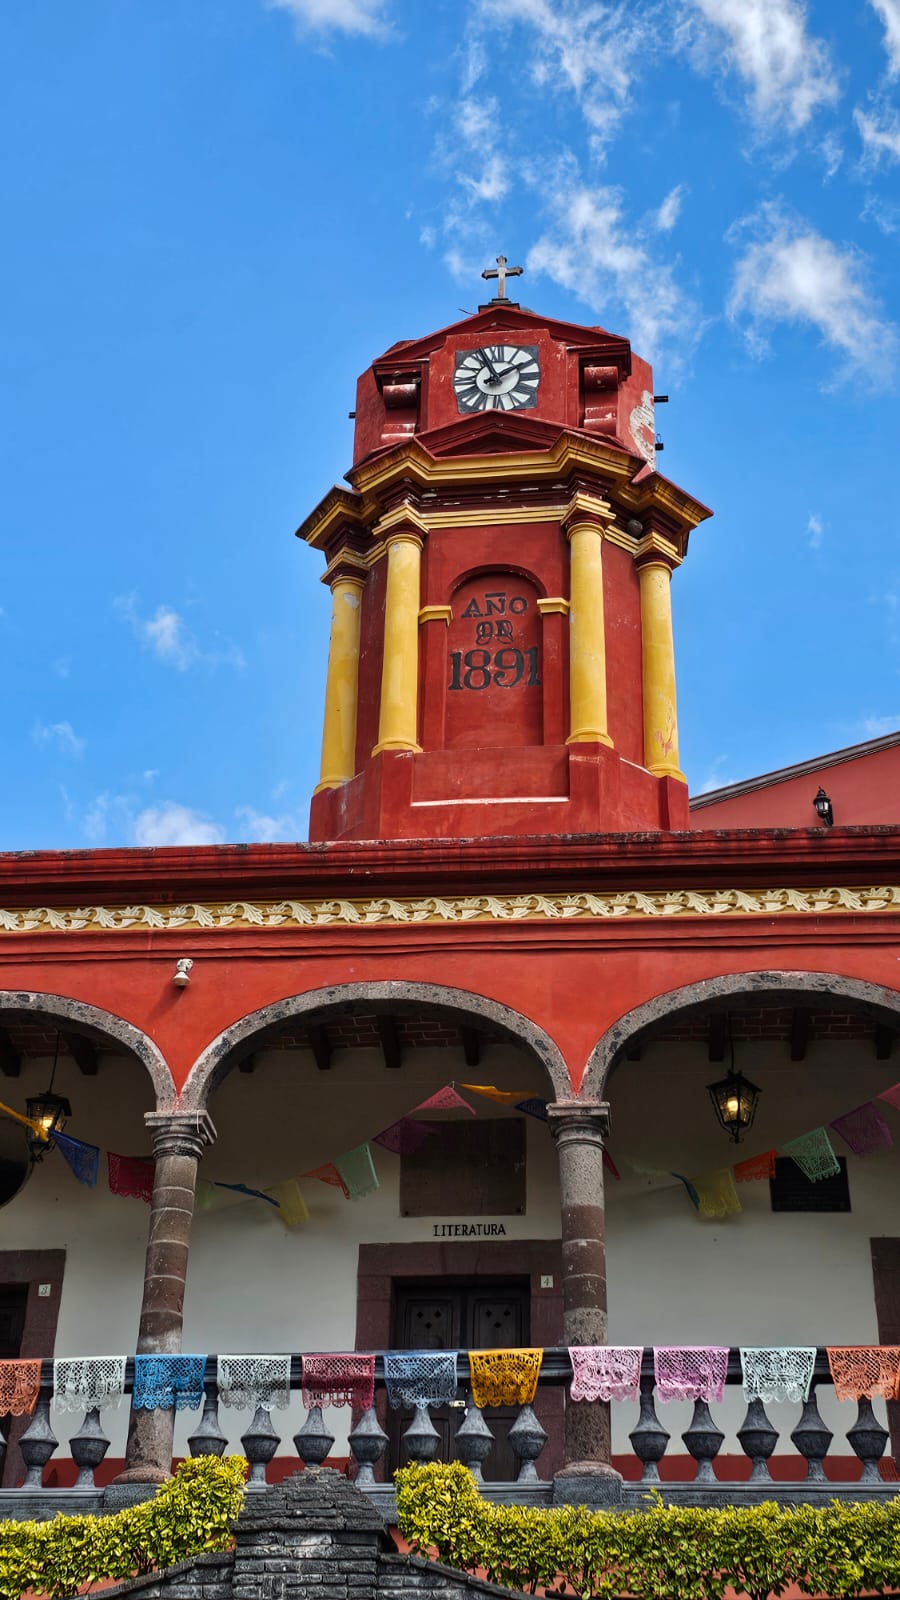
<box><xmin>373</xmin><ymin>532</ymin><xmax>423</xmax><ymax>755</ymax></box>
<box><xmin>315</xmin><ymin>572</ymin><xmax>365</xmax><ymax>793</ymax></box>
<box><xmin>637</xmin><ymin>558</ymin><xmax>685</xmax><ymax>779</ymax></box>
<box><xmin>566</xmin><ymin>519</ymin><xmax>613</xmax><ymax>746</ymax></box>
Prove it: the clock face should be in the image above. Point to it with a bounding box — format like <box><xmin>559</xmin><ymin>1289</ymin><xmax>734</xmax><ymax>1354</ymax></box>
<box><xmin>453</xmin><ymin>345</ymin><xmax>541</xmax><ymax>413</ymax></box>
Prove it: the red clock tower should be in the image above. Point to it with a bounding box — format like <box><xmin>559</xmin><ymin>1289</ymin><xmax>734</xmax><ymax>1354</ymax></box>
<box><xmin>300</xmin><ymin>271</ymin><xmax>711</xmax><ymax>842</ymax></box>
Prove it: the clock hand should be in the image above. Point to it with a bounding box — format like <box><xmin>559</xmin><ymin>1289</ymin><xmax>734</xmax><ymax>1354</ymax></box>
<box><xmin>477</xmin><ymin>348</ymin><xmax>502</xmax><ymax>384</ymax></box>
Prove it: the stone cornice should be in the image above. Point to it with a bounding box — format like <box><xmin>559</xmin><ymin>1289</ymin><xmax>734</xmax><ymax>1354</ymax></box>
<box><xmin>1</xmin><ymin>883</ymin><xmax>899</xmax><ymax>936</ymax></box>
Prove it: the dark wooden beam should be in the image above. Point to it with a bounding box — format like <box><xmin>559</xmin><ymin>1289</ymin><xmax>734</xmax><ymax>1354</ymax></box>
<box><xmin>789</xmin><ymin>1009</ymin><xmax>811</xmax><ymax>1063</ymax></box>
<box><xmin>707</xmin><ymin>1013</ymin><xmax>728</xmax><ymax>1063</ymax></box>
<box><xmin>238</xmin><ymin>1054</ymin><xmax>257</xmax><ymax>1074</ymax></box>
<box><xmin>875</xmin><ymin>1025</ymin><xmax>895</xmax><ymax>1062</ymax></box>
<box><xmin>377</xmin><ymin>1015</ymin><xmax>402</xmax><ymax>1070</ymax></box>
<box><xmin>461</xmin><ymin>1028</ymin><xmax>481</xmax><ymax>1068</ymax></box>
<box><xmin>0</xmin><ymin>1027</ymin><xmax>21</xmax><ymax>1078</ymax></box>
<box><xmin>62</xmin><ymin>1031</ymin><xmax>98</xmax><ymax>1076</ymax></box>
<box><xmin>307</xmin><ymin>1025</ymin><xmax>332</xmax><ymax>1072</ymax></box>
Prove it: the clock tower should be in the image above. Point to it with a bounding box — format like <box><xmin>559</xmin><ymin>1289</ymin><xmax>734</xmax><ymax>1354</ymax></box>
<box><xmin>299</xmin><ymin>274</ymin><xmax>711</xmax><ymax>843</ymax></box>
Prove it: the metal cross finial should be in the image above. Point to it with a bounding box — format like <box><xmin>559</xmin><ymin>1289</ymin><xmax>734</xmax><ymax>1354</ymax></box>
<box><xmin>481</xmin><ymin>254</ymin><xmax>523</xmax><ymax>299</ymax></box>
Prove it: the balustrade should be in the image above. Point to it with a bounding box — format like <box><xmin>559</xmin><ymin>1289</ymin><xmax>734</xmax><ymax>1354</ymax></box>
<box><xmin>2</xmin><ymin>1348</ymin><xmax>898</xmax><ymax>1510</ymax></box>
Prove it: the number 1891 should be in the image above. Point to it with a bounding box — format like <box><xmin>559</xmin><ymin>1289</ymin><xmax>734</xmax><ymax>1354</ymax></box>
<box><xmin>448</xmin><ymin>647</ymin><xmax>541</xmax><ymax>690</ymax></box>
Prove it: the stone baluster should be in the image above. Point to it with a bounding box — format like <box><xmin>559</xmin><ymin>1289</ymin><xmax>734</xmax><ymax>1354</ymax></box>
<box><xmin>737</xmin><ymin>1399</ymin><xmax>779</xmax><ymax>1483</ymax></box>
<box><xmin>188</xmin><ymin>1384</ymin><xmax>228</xmax><ymax>1457</ymax></box>
<box><xmin>348</xmin><ymin>1405</ymin><xmax>389</xmax><ymax>1487</ymax></box>
<box><xmin>847</xmin><ymin>1398</ymin><xmax>889</xmax><ymax>1484</ymax></box>
<box><xmin>294</xmin><ymin>1405</ymin><xmax>335</xmax><ymax>1467</ymax></box>
<box><xmin>509</xmin><ymin>1403</ymin><xmax>548</xmax><ymax>1484</ymax></box>
<box><xmin>791</xmin><ymin>1387</ymin><xmax>834</xmax><ymax>1483</ymax></box>
<box><xmin>241</xmin><ymin>1404</ymin><xmax>280</xmax><ymax>1486</ymax></box>
<box><xmin>455</xmin><ymin>1402</ymin><xmax>494</xmax><ymax>1482</ymax></box>
<box><xmin>118</xmin><ymin>1110</ymin><xmax>216</xmax><ymax>1484</ymax></box>
<box><xmin>19</xmin><ymin>1394</ymin><xmax>59</xmax><ymax>1489</ymax></box>
<box><xmin>403</xmin><ymin>1402</ymin><xmax>440</xmax><ymax>1464</ymax></box>
<box><xmin>682</xmin><ymin>1399</ymin><xmax>725</xmax><ymax>1485</ymax></box>
<box><xmin>70</xmin><ymin>1407</ymin><xmax>111</xmax><ymax>1488</ymax></box>
<box><xmin>629</xmin><ymin>1373</ymin><xmax>670</xmax><ymax>1484</ymax></box>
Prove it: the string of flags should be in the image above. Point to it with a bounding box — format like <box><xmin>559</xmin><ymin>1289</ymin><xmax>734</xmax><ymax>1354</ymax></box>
<box><xmin>3</xmin><ymin>1343</ymin><xmax>898</xmax><ymax>1419</ymax></box>
<box><xmin>19</xmin><ymin>1081</ymin><xmax>552</xmax><ymax>1229</ymax></box>
<box><xmin>16</xmin><ymin>1069</ymin><xmax>900</xmax><ymax>1230</ymax></box>
<box><xmin>622</xmin><ymin>1087</ymin><xmax>900</xmax><ymax>1220</ymax></box>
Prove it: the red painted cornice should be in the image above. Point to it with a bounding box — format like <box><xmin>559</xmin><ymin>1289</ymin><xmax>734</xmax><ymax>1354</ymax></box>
<box><xmin>1</xmin><ymin>828</ymin><xmax>899</xmax><ymax>905</ymax></box>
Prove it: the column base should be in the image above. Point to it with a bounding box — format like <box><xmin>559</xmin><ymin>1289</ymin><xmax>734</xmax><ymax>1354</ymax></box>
<box><xmin>566</xmin><ymin>730</ymin><xmax>614</xmax><ymax>747</ymax></box>
<box><xmin>108</xmin><ymin>1465</ymin><xmax>169</xmax><ymax>1487</ymax></box>
<box><xmin>552</xmin><ymin>1462</ymin><xmax>623</xmax><ymax>1509</ymax></box>
<box><xmin>371</xmin><ymin>739</ymin><xmax>422</xmax><ymax>756</ymax></box>
<box><xmin>646</xmin><ymin>762</ymin><xmax>686</xmax><ymax>781</ymax></box>
<box><xmin>313</xmin><ymin>776</ymin><xmax>351</xmax><ymax>795</ymax></box>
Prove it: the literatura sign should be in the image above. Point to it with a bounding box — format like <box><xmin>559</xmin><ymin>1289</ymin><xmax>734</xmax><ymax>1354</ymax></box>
<box><xmin>432</xmin><ymin>1221</ymin><xmax>507</xmax><ymax>1238</ymax></box>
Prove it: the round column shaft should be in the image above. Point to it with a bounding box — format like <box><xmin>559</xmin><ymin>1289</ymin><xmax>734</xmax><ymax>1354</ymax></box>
<box><xmin>373</xmin><ymin>532</ymin><xmax>423</xmax><ymax>755</ymax></box>
<box><xmin>566</xmin><ymin>522</ymin><xmax>613</xmax><ymax>746</ymax></box>
<box><xmin>548</xmin><ymin>1100</ymin><xmax>618</xmax><ymax>1480</ymax></box>
<box><xmin>637</xmin><ymin>558</ymin><xmax>685</xmax><ymax>779</ymax></box>
<box><xmin>315</xmin><ymin>573</ymin><xmax>365</xmax><ymax>792</ymax></box>
<box><xmin>116</xmin><ymin>1110</ymin><xmax>215</xmax><ymax>1484</ymax></box>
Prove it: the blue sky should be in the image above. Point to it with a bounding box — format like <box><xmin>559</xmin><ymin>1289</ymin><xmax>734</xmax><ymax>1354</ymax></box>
<box><xmin>2</xmin><ymin>0</ymin><xmax>900</xmax><ymax>850</ymax></box>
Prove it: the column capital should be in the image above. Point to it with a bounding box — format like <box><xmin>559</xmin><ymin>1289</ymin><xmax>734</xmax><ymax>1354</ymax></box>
<box><xmin>561</xmin><ymin>491</ymin><xmax>616</xmax><ymax>540</ymax></box>
<box><xmin>547</xmin><ymin>1098</ymin><xmax>611</xmax><ymax>1141</ymax></box>
<box><xmin>144</xmin><ymin>1109</ymin><xmax>216</xmax><ymax>1161</ymax></box>
<box><xmin>634</xmin><ymin>531</ymin><xmax>681</xmax><ymax>571</ymax></box>
<box><xmin>374</xmin><ymin>501</ymin><xmax>428</xmax><ymax>543</ymax></box>
<box><xmin>321</xmin><ymin>551</ymin><xmax>369</xmax><ymax>590</ymax></box>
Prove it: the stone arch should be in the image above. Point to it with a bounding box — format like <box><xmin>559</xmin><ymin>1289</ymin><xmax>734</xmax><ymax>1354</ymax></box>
<box><xmin>179</xmin><ymin>979</ymin><xmax>571</xmax><ymax>1109</ymax></box>
<box><xmin>582</xmin><ymin>969</ymin><xmax>900</xmax><ymax>1100</ymax></box>
<box><xmin>0</xmin><ymin>990</ymin><xmax>176</xmax><ymax>1107</ymax></box>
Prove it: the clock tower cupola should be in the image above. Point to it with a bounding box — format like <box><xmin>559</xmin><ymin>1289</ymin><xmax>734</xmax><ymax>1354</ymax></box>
<box><xmin>298</xmin><ymin>268</ymin><xmax>711</xmax><ymax>842</ymax></box>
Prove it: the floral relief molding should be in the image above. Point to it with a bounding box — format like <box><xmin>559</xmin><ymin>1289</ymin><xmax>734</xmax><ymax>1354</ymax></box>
<box><xmin>0</xmin><ymin>884</ymin><xmax>898</xmax><ymax>935</ymax></box>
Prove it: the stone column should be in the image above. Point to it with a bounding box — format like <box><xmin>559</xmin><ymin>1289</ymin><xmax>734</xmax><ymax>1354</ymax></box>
<box><xmin>547</xmin><ymin>1099</ymin><xmax>621</xmax><ymax>1505</ymax></box>
<box><xmin>635</xmin><ymin>538</ymin><xmax>685</xmax><ymax>780</ymax></box>
<box><xmin>565</xmin><ymin>512</ymin><xmax>614</xmax><ymax>747</ymax></box>
<box><xmin>372</xmin><ymin>530</ymin><xmax>423</xmax><ymax>755</ymax></box>
<box><xmin>314</xmin><ymin>567</ymin><xmax>366</xmax><ymax>793</ymax></box>
<box><xmin>116</xmin><ymin>1109</ymin><xmax>216</xmax><ymax>1483</ymax></box>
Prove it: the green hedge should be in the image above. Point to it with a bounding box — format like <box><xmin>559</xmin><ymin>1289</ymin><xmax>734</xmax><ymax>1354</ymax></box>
<box><xmin>0</xmin><ymin>1454</ymin><xmax>247</xmax><ymax>1600</ymax></box>
<box><xmin>395</xmin><ymin>1460</ymin><xmax>900</xmax><ymax>1600</ymax></box>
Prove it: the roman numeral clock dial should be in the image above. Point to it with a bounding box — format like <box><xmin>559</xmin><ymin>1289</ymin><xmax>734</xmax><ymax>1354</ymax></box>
<box><xmin>453</xmin><ymin>345</ymin><xmax>541</xmax><ymax>412</ymax></box>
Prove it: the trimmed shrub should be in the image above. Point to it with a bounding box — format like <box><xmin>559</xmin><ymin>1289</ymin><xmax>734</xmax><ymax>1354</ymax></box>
<box><xmin>0</xmin><ymin>1453</ymin><xmax>247</xmax><ymax>1600</ymax></box>
<box><xmin>394</xmin><ymin>1460</ymin><xmax>900</xmax><ymax>1600</ymax></box>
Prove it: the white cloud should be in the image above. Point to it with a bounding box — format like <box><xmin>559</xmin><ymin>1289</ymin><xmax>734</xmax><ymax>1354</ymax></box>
<box><xmin>727</xmin><ymin>204</ymin><xmax>898</xmax><ymax>380</ymax></box>
<box><xmin>807</xmin><ymin>512</ymin><xmax>824</xmax><ymax>549</ymax></box>
<box><xmin>862</xmin><ymin>713</ymin><xmax>900</xmax><ymax>736</ymax></box>
<box><xmin>869</xmin><ymin>0</ymin><xmax>900</xmax><ymax>75</ymax></box>
<box><xmin>234</xmin><ymin>805</ymin><xmax>301</xmax><ymax>842</ymax></box>
<box><xmin>472</xmin><ymin>0</ymin><xmax>667</xmax><ymax>154</ymax></box>
<box><xmin>651</xmin><ymin>184</ymin><xmax>687</xmax><ymax>232</ymax></box>
<box><xmin>115</xmin><ymin>594</ymin><xmax>245</xmax><ymax>671</ymax></box>
<box><xmin>695</xmin><ymin>757</ymin><xmax>736</xmax><ymax>793</ymax></box>
<box><xmin>686</xmin><ymin>0</ymin><xmax>839</xmax><ymax>131</ymax></box>
<box><xmin>267</xmin><ymin>0</ymin><xmax>390</xmax><ymax>37</ymax></box>
<box><xmin>855</xmin><ymin>105</ymin><xmax>900</xmax><ymax>163</ymax></box>
<box><xmin>33</xmin><ymin>720</ymin><xmax>86</xmax><ymax>758</ymax></box>
<box><xmin>133</xmin><ymin>803</ymin><xmax>226</xmax><ymax>848</ymax></box>
<box><xmin>526</xmin><ymin>171</ymin><xmax>700</xmax><ymax>362</ymax></box>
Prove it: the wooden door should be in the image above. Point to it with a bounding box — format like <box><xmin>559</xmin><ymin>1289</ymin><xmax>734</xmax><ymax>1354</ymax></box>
<box><xmin>0</xmin><ymin>1287</ymin><xmax>27</xmax><ymax>1359</ymax></box>
<box><xmin>388</xmin><ymin>1279</ymin><xmax>530</xmax><ymax>1480</ymax></box>
<box><xmin>871</xmin><ymin>1239</ymin><xmax>900</xmax><ymax>1459</ymax></box>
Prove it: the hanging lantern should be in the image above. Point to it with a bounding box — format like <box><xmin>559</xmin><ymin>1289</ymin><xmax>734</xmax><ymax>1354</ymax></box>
<box><xmin>706</xmin><ymin>1068</ymin><xmax>761</xmax><ymax>1144</ymax></box>
<box><xmin>25</xmin><ymin>1089</ymin><xmax>71</xmax><ymax>1162</ymax></box>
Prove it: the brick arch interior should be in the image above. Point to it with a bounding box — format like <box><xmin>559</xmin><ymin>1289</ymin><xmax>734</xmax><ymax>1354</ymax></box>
<box><xmin>582</xmin><ymin>969</ymin><xmax>900</xmax><ymax>1100</ymax></box>
<box><xmin>178</xmin><ymin>980</ymin><xmax>572</xmax><ymax>1109</ymax></box>
<box><xmin>0</xmin><ymin>989</ymin><xmax>176</xmax><ymax>1107</ymax></box>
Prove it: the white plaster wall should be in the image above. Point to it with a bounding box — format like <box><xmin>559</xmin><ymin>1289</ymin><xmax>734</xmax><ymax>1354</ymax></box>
<box><xmin>4</xmin><ymin>1033</ymin><xmax>900</xmax><ymax>1464</ymax></box>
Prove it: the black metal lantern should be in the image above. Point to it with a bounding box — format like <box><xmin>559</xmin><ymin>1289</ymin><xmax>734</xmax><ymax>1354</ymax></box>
<box><xmin>813</xmin><ymin>786</ymin><xmax>834</xmax><ymax>826</ymax></box>
<box><xmin>25</xmin><ymin>1035</ymin><xmax>70</xmax><ymax>1162</ymax></box>
<box><xmin>707</xmin><ymin>1067</ymin><xmax>761</xmax><ymax>1144</ymax></box>
<box><xmin>25</xmin><ymin>1089</ymin><xmax>71</xmax><ymax>1162</ymax></box>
